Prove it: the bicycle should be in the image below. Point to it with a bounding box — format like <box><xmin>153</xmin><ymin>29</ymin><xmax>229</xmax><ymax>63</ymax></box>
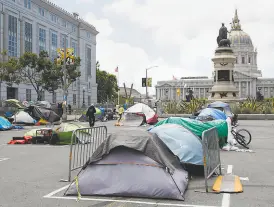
<box><xmin>231</xmin><ymin>125</ymin><xmax>252</xmax><ymax>149</ymax></box>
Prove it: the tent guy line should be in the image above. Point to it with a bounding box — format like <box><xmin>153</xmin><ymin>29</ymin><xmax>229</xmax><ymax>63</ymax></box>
<box><xmin>221</xmin><ymin>165</ymin><xmax>233</xmax><ymax>207</ymax></box>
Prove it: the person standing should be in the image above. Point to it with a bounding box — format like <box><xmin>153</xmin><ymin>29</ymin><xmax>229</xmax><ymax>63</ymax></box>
<box><xmin>118</xmin><ymin>105</ymin><xmax>124</xmax><ymax>122</ymax></box>
<box><xmin>86</xmin><ymin>104</ymin><xmax>96</xmax><ymax>127</ymax></box>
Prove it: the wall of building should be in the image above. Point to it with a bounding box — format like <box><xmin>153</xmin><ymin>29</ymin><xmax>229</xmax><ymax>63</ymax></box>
<box><xmin>0</xmin><ymin>0</ymin><xmax>98</xmax><ymax>106</ymax></box>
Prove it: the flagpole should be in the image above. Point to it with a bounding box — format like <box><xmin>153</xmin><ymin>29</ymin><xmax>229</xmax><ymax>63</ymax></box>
<box><xmin>117</xmin><ymin>67</ymin><xmax>120</xmax><ymax>105</ymax></box>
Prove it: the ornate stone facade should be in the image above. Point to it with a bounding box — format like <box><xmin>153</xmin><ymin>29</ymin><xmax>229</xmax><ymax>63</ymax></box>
<box><xmin>0</xmin><ymin>0</ymin><xmax>98</xmax><ymax>106</ymax></box>
<box><xmin>156</xmin><ymin>10</ymin><xmax>273</xmax><ymax>100</ymax></box>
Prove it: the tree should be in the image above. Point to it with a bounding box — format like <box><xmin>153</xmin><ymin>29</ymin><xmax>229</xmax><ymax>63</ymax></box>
<box><xmin>96</xmin><ymin>61</ymin><xmax>118</xmax><ymax>103</ymax></box>
<box><xmin>19</xmin><ymin>51</ymin><xmax>52</xmax><ymax>101</ymax></box>
<box><xmin>0</xmin><ymin>51</ymin><xmax>21</xmax><ymax>101</ymax></box>
<box><xmin>43</xmin><ymin>56</ymin><xmax>81</xmax><ymax>96</ymax></box>
<box><xmin>0</xmin><ymin>51</ymin><xmax>21</xmax><ymax>85</ymax></box>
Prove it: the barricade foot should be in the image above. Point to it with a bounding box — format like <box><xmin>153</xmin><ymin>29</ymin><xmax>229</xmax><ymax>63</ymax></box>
<box><xmin>212</xmin><ymin>174</ymin><xmax>243</xmax><ymax>193</ymax></box>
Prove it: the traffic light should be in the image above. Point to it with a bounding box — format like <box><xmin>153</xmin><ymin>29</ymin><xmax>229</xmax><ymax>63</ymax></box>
<box><xmin>176</xmin><ymin>88</ymin><xmax>180</xmax><ymax>96</ymax></box>
<box><xmin>142</xmin><ymin>78</ymin><xmax>147</xmax><ymax>87</ymax></box>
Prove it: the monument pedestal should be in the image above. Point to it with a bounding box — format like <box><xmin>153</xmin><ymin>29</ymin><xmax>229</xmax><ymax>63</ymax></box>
<box><xmin>208</xmin><ymin>47</ymin><xmax>239</xmax><ymax>102</ymax></box>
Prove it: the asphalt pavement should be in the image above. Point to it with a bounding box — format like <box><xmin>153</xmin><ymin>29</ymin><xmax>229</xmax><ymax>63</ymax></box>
<box><xmin>0</xmin><ymin>120</ymin><xmax>273</xmax><ymax>207</ymax></box>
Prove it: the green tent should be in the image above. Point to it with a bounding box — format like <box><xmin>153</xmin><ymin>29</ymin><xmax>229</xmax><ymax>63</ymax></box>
<box><xmin>154</xmin><ymin>117</ymin><xmax>228</xmax><ymax>147</ymax></box>
<box><xmin>82</xmin><ymin>107</ymin><xmax>101</xmax><ymax>115</ymax></box>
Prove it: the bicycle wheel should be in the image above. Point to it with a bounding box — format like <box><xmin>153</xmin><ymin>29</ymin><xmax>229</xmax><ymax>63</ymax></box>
<box><xmin>235</xmin><ymin>129</ymin><xmax>252</xmax><ymax>148</ymax></box>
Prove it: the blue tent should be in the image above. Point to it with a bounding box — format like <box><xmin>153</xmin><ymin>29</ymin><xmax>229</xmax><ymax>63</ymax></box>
<box><xmin>0</xmin><ymin>116</ymin><xmax>12</xmax><ymax>130</ymax></box>
<box><xmin>207</xmin><ymin>101</ymin><xmax>229</xmax><ymax>108</ymax></box>
<box><xmin>207</xmin><ymin>101</ymin><xmax>233</xmax><ymax>117</ymax></box>
<box><xmin>149</xmin><ymin>124</ymin><xmax>203</xmax><ymax>165</ymax></box>
<box><xmin>197</xmin><ymin>108</ymin><xmax>227</xmax><ymax>120</ymax></box>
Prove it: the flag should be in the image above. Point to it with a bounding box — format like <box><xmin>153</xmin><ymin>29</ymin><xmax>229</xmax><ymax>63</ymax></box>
<box><xmin>172</xmin><ymin>75</ymin><xmax>177</xmax><ymax>80</ymax></box>
<box><xmin>115</xmin><ymin>66</ymin><xmax>118</xmax><ymax>72</ymax></box>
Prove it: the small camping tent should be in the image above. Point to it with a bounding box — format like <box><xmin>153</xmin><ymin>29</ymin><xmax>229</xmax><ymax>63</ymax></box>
<box><xmin>149</xmin><ymin>124</ymin><xmax>203</xmax><ymax>165</ymax></box>
<box><xmin>25</xmin><ymin>106</ymin><xmax>60</xmax><ymax>123</ymax></box>
<box><xmin>12</xmin><ymin>111</ymin><xmax>36</xmax><ymax>125</ymax></box>
<box><xmin>207</xmin><ymin>101</ymin><xmax>233</xmax><ymax>118</ymax></box>
<box><xmin>151</xmin><ymin>117</ymin><xmax>228</xmax><ymax>148</ymax></box>
<box><xmin>65</xmin><ymin>129</ymin><xmax>188</xmax><ymax>200</ymax></box>
<box><xmin>197</xmin><ymin>108</ymin><xmax>227</xmax><ymax>120</ymax></box>
<box><xmin>34</xmin><ymin>101</ymin><xmax>51</xmax><ymax>109</ymax></box>
<box><xmin>125</xmin><ymin>103</ymin><xmax>158</xmax><ymax>125</ymax></box>
<box><xmin>0</xmin><ymin>116</ymin><xmax>12</xmax><ymax>130</ymax></box>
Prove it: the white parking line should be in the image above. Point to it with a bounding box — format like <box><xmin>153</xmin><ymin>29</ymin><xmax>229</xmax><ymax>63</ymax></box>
<box><xmin>44</xmin><ymin>184</ymin><xmax>220</xmax><ymax>207</ymax></box>
<box><xmin>221</xmin><ymin>165</ymin><xmax>233</xmax><ymax>207</ymax></box>
<box><xmin>0</xmin><ymin>158</ymin><xmax>9</xmax><ymax>162</ymax></box>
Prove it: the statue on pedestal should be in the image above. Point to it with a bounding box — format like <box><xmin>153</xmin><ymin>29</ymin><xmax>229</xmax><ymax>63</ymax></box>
<box><xmin>217</xmin><ymin>23</ymin><xmax>231</xmax><ymax>47</ymax></box>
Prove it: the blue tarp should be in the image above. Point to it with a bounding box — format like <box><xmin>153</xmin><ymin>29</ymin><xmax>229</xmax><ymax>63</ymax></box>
<box><xmin>0</xmin><ymin>116</ymin><xmax>12</xmax><ymax>130</ymax></box>
<box><xmin>207</xmin><ymin>101</ymin><xmax>229</xmax><ymax>108</ymax></box>
<box><xmin>197</xmin><ymin>108</ymin><xmax>227</xmax><ymax>120</ymax></box>
<box><xmin>149</xmin><ymin>124</ymin><xmax>203</xmax><ymax>165</ymax></box>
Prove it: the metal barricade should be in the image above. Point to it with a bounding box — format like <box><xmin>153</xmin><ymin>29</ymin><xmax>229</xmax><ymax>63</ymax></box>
<box><xmin>202</xmin><ymin>127</ymin><xmax>222</xmax><ymax>192</ymax></box>
<box><xmin>67</xmin><ymin>126</ymin><xmax>108</xmax><ymax>182</ymax></box>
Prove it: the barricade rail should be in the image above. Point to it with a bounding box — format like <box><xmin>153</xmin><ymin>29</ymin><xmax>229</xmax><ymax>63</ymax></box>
<box><xmin>67</xmin><ymin>126</ymin><xmax>108</xmax><ymax>182</ymax></box>
<box><xmin>202</xmin><ymin>127</ymin><xmax>222</xmax><ymax>192</ymax></box>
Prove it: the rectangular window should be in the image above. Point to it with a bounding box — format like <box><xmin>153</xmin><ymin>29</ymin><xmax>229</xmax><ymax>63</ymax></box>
<box><xmin>71</xmin><ymin>41</ymin><xmax>77</xmax><ymax>56</ymax></box>
<box><xmin>39</xmin><ymin>28</ymin><xmax>46</xmax><ymax>53</ymax></box>
<box><xmin>86</xmin><ymin>32</ymin><xmax>91</xmax><ymax>38</ymax></box>
<box><xmin>88</xmin><ymin>96</ymin><xmax>91</xmax><ymax>106</ymax></box>
<box><xmin>72</xmin><ymin>26</ymin><xmax>76</xmax><ymax>32</ymax></box>
<box><xmin>73</xmin><ymin>94</ymin><xmax>76</xmax><ymax>105</ymax></box>
<box><xmin>39</xmin><ymin>8</ymin><xmax>45</xmax><ymax>16</ymax></box>
<box><xmin>235</xmin><ymin>57</ymin><xmax>238</xmax><ymax>64</ymax></box>
<box><xmin>8</xmin><ymin>15</ymin><xmax>17</xmax><ymax>57</ymax></box>
<box><xmin>86</xmin><ymin>47</ymin><xmax>91</xmax><ymax>79</ymax></box>
<box><xmin>24</xmin><ymin>0</ymin><xmax>31</xmax><ymax>9</ymax></box>
<box><xmin>61</xmin><ymin>34</ymin><xmax>68</xmax><ymax>48</ymax></box>
<box><xmin>25</xmin><ymin>22</ymin><xmax>32</xmax><ymax>52</ymax></box>
<box><xmin>26</xmin><ymin>89</ymin><xmax>31</xmax><ymax>101</ymax></box>
<box><xmin>61</xmin><ymin>19</ymin><xmax>66</xmax><ymax>27</ymax></box>
<box><xmin>52</xmin><ymin>91</ymin><xmax>56</xmax><ymax>103</ymax></box>
<box><xmin>242</xmin><ymin>57</ymin><xmax>245</xmax><ymax>64</ymax></box>
<box><xmin>51</xmin><ymin>31</ymin><xmax>57</xmax><ymax>61</ymax></box>
<box><xmin>51</xmin><ymin>14</ymin><xmax>57</xmax><ymax>23</ymax></box>
<box><xmin>248</xmin><ymin>57</ymin><xmax>251</xmax><ymax>64</ymax></box>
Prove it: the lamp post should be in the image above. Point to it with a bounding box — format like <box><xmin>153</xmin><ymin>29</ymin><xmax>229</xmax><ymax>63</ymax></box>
<box><xmin>145</xmin><ymin>66</ymin><xmax>158</xmax><ymax>99</ymax></box>
<box><xmin>82</xmin><ymin>87</ymin><xmax>85</xmax><ymax>108</ymax></box>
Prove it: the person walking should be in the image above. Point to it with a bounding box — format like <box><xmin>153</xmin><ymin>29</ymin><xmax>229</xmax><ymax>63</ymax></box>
<box><xmin>118</xmin><ymin>105</ymin><xmax>124</xmax><ymax>123</ymax></box>
<box><xmin>86</xmin><ymin>104</ymin><xmax>96</xmax><ymax>127</ymax></box>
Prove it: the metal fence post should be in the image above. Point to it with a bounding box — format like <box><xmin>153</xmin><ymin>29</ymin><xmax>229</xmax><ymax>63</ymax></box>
<box><xmin>66</xmin><ymin>126</ymin><xmax>108</xmax><ymax>182</ymax></box>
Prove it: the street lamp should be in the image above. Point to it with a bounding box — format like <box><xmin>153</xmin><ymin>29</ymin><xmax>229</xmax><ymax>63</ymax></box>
<box><xmin>82</xmin><ymin>86</ymin><xmax>86</xmax><ymax>108</ymax></box>
<box><xmin>146</xmin><ymin>66</ymin><xmax>158</xmax><ymax>99</ymax></box>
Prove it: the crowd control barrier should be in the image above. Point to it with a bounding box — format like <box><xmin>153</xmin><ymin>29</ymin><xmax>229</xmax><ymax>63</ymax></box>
<box><xmin>202</xmin><ymin>127</ymin><xmax>222</xmax><ymax>192</ymax></box>
<box><xmin>67</xmin><ymin>126</ymin><xmax>108</xmax><ymax>182</ymax></box>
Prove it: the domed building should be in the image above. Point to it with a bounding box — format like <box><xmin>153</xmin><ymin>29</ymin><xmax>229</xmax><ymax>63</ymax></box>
<box><xmin>156</xmin><ymin>10</ymin><xmax>273</xmax><ymax>101</ymax></box>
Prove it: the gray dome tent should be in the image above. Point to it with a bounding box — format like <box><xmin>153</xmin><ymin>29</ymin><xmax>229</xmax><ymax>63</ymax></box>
<box><xmin>65</xmin><ymin>129</ymin><xmax>188</xmax><ymax>200</ymax></box>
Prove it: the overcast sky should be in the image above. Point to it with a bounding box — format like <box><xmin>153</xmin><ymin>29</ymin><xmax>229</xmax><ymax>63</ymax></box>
<box><xmin>54</xmin><ymin>0</ymin><xmax>274</xmax><ymax>95</ymax></box>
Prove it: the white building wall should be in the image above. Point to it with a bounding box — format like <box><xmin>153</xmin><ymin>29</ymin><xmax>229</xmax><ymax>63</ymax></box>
<box><xmin>0</xmin><ymin>0</ymin><xmax>98</xmax><ymax>107</ymax></box>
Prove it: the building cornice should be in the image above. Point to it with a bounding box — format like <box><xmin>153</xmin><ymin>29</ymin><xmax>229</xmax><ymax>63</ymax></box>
<box><xmin>32</xmin><ymin>0</ymin><xmax>99</xmax><ymax>35</ymax></box>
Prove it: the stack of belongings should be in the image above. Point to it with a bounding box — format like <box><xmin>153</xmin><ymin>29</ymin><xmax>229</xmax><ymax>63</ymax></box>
<box><xmin>8</xmin><ymin>136</ymin><xmax>32</xmax><ymax>144</ymax></box>
<box><xmin>196</xmin><ymin>108</ymin><xmax>227</xmax><ymax>122</ymax></box>
<box><xmin>65</xmin><ymin>129</ymin><xmax>188</xmax><ymax>201</ymax></box>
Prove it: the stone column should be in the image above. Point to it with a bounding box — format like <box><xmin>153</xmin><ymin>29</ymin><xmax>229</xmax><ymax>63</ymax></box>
<box><xmin>268</xmin><ymin>87</ymin><xmax>270</xmax><ymax>98</ymax></box>
<box><xmin>198</xmin><ymin>88</ymin><xmax>200</xmax><ymax>98</ymax></box>
<box><xmin>19</xmin><ymin>18</ymin><xmax>24</xmax><ymax>56</ymax></box>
